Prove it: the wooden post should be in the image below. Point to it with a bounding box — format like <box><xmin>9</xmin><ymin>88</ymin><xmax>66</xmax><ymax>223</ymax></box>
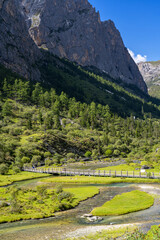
<box><xmin>133</xmin><ymin>171</ymin><xmax>134</xmax><ymax>177</ymax></box>
<box><xmin>104</xmin><ymin>170</ymin><xmax>105</xmax><ymax>176</ymax></box>
<box><xmin>153</xmin><ymin>172</ymin><xmax>154</xmax><ymax>178</ymax></box>
<box><xmin>98</xmin><ymin>170</ymin><xmax>100</xmax><ymax>176</ymax></box>
<box><xmin>115</xmin><ymin>171</ymin><xmax>116</xmax><ymax>177</ymax></box>
<box><xmin>139</xmin><ymin>171</ymin><xmax>141</xmax><ymax>178</ymax></box>
<box><xmin>127</xmin><ymin>171</ymin><xmax>128</xmax><ymax>177</ymax></box>
<box><xmin>109</xmin><ymin>170</ymin><xmax>111</xmax><ymax>177</ymax></box>
<box><xmin>121</xmin><ymin>171</ymin><xmax>122</xmax><ymax>177</ymax></box>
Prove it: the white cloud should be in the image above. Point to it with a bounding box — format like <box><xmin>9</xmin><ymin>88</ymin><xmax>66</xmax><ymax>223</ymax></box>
<box><xmin>128</xmin><ymin>49</ymin><xmax>147</xmax><ymax>64</ymax></box>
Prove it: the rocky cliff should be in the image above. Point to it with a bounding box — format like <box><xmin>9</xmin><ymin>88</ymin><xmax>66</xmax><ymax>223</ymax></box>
<box><xmin>138</xmin><ymin>61</ymin><xmax>160</xmax><ymax>98</ymax></box>
<box><xmin>21</xmin><ymin>0</ymin><xmax>147</xmax><ymax>93</ymax></box>
<box><xmin>0</xmin><ymin>0</ymin><xmax>147</xmax><ymax>93</ymax></box>
<box><xmin>138</xmin><ymin>61</ymin><xmax>160</xmax><ymax>83</ymax></box>
<box><xmin>0</xmin><ymin>0</ymin><xmax>41</xmax><ymax>80</ymax></box>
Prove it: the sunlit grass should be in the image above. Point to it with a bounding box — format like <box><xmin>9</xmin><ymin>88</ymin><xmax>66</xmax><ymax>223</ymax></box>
<box><xmin>0</xmin><ymin>185</ymin><xmax>99</xmax><ymax>223</ymax></box>
<box><xmin>41</xmin><ymin>176</ymin><xmax>160</xmax><ymax>184</ymax></box>
<box><xmin>91</xmin><ymin>190</ymin><xmax>154</xmax><ymax>216</ymax></box>
<box><xmin>0</xmin><ymin>172</ymin><xmax>50</xmax><ymax>187</ymax></box>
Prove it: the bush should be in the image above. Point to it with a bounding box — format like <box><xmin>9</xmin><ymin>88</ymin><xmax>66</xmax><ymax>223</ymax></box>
<box><xmin>66</xmin><ymin>152</ymin><xmax>75</xmax><ymax>159</ymax></box>
<box><xmin>105</xmin><ymin>149</ymin><xmax>113</xmax><ymax>157</ymax></box>
<box><xmin>84</xmin><ymin>151</ymin><xmax>92</xmax><ymax>157</ymax></box>
<box><xmin>31</xmin><ymin>155</ymin><xmax>41</xmax><ymax>167</ymax></box>
<box><xmin>113</xmin><ymin>149</ymin><xmax>120</xmax><ymax>156</ymax></box>
<box><xmin>12</xmin><ymin>165</ymin><xmax>21</xmax><ymax>174</ymax></box>
<box><xmin>55</xmin><ymin>185</ymin><xmax>63</xmax><ymax>194</ymax></box>
<box><xmin>44</xmin><ymin>152</ymin><xmax>52</xmax><ymax>158</ymax></box>
<box><xmin>58</xmin><ymin>191</ymin><xmax>73</xmax><ymax>202</ymax></box>
<box><xmin>0</xmin><ymin>164</ymin><xmax>9</xmax><ymax>175</ymax></box>
<box><xmin>36</xmin><ymin>185</ymin><xmax>47</xmax><ymax>199</ymax></box>
<box><xmin>45</xmin><ymin>158</ymin><xmax>52</xmax><ymax>166</ymax></box>
<box><xmin>0</xmin><ymin>202</ymin><xmax>9</xmax><ymax>208</ymax></box>
<box><xmin>22</xmin><ymin>157</ymin><xmax>30</xmax><ymax>164</ymax></box>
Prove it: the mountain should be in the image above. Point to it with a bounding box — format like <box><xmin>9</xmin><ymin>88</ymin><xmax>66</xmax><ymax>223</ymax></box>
<box><xmin>0</xmin><ymin>0</ymin><xmax>41</xmax><ymax>80</ymax></box>
<box><xmin>0</xmin><ymin>0</ymin><xmax>147</xmax><ymax>95</ymax></box>
<box><xmin>138</xmin><ymin>61</ymin><xmax>160</xmax><ymax>98</ymax></box>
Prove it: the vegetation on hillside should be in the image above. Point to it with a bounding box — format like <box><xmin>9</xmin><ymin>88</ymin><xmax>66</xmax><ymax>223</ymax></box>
<box><xmin>0</xmin><ymin>66</ymin><xmax>160</xmax><ymax>174</ymax></box>
<box><xmin>39</xmin><ymin>53</ymin><xmax>160</xmax><ymax>117</ymax></box>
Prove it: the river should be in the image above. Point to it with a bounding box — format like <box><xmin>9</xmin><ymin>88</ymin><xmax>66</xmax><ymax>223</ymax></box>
<box><xmin>0</xmin><ymin>178</ymin><xmax>160</xmax><ymax>240</ymax></box>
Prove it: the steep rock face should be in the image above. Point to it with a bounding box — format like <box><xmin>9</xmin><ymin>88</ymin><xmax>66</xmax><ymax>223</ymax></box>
<box><xmin>0</xmin><ymin>0</ymin><xmax>41</xmax><ymax>80</ymax></box>
<box><xmin>138</xmin><ymin>61</ymin><xmax>160</xmax><ymax>83</ymax></box>
<box><xmin>138</xmin><ymin>61</ymin><xmax>160</xmax><ymax>98</ymax></box>
<box><xmin>22</xmin><ymin>0</ymin><xmax>147</xmax><ymax>93</ymax></box>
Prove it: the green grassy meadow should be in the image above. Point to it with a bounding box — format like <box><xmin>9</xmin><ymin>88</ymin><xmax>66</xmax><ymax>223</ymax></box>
<box><xmin>91</xmin><ymin>190</ymin><xmax>154</xmax><ymax>216</ymax></box>
<box><xmin>0</xmin><ymin>185</ymin><xmax>99</xmax><ymax>223</ymax></box>
<box><xmin>41</xmin><ymin>175</ymin><xmax>160</xmax><ymax>184</ymax></box>
<box><xmin>0</xmin><ymin>172</ymin><xmax>50</xmax><ymax>187</ymax></box>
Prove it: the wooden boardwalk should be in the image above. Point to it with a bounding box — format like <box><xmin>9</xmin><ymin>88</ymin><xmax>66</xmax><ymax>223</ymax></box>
<box><xmin>23</xmin><ymin>167</ymin><xmax>160</xmax><ymax>179</ymax></box>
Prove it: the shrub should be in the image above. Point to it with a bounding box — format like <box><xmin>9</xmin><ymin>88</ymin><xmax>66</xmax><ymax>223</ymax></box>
<box><xmin>0</xmin><ymin>202</ymin><xmax>9</xmax><ymax>208</ymax></box>
<box><xmin>85</xmin><ymin>151</ymin><xmax>92</xmax><ymax>157</ymax></box>
<box><xmin>105</xmin><ymin>149</ymin><xmax>113</xmax><ymax>157</ymax></box>
<box><xmin>55</xmin><ymin>185</ymin><xmax>63</xmax><ymax>194</ymax></box>
<box><xmin>66</xmin><ymin>152</ymin><xmax>75</xmax><ymax>159</ymax></box>
<box><xmin>36</xmin><ymin>185</ymin><xmax>47</xmax><ymax>199</ymax></box>
<box><xmin>22</xmin><ymin>157</ymin><xmax>30</xmax><ymax>164</ymax></box>
<box><xmin>0</xmin><ymin>164</ymin><xmax>9</xmax><ymax>175</ymax></box>
<box><xmin>31</xmin><ymin>155</ymin><xmax>41</xmax><ymax>167</ymax></box>
<box><xmin>12</xmin><ymin>165</ymin><xmax>21</xmax><ymax>174</ymax></box>
<box><xmin>44</xmin><ymin>152</ymin><xmax>52</xmax><ymax>158</ymax></box>
<box><xmin>57</xmin><ymin>191</ymin><xmax>73</xmax><ymax>202</ymax></box>
<box><xmin>45</xmin><ymin>158</ymin><xmax>52</xmax><ymax>166</ymax></box>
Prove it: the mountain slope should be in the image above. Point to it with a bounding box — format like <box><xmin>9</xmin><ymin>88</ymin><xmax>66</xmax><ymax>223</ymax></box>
<box><xmin>22</xmin><ymin>0</ymin><xmax>147</xmax><ymax>93</ymax></box>
<box><xmin>138</xmin><ymin>61</ymin><xmax>160</xmax><ymax>98</ymax></box>
<box><xmin>1</xmin><ymin>60</ymin><xmax>160</xmax><ymax>118</ymax></box>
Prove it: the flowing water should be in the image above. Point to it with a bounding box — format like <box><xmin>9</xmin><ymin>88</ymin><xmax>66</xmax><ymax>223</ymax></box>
<box><xmin>0</xmin><ymin>178</ymin><xmax>160</xmax><ymax>240</ymax></box>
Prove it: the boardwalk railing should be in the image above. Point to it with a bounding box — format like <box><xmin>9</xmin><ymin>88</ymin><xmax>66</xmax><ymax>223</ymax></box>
<box><xmin>23</xmin><ymin>167</ymin><xmax>160</xmax><ymax>179</ymax></box>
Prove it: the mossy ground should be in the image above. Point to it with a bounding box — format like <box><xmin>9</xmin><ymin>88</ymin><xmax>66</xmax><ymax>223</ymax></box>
<box><xmin>41</xmin><ymin>175</ymin><xmax>160</xmax><ymax>184</ymax></box>
<box><xmin>66</xmin><ymin>225</ymin><xmax>160</xmax><ymax>240</ymax></box>
<box><xmin>66</xmin><ymin>226</ymin><xmax>137</xmax><ymax>240</ymax></box>
<box><xmin>91</xmin><ymin>190</ymin><xmax>154</xmax><ymax>216</ymax></box>
<box><xmin>0</xmin><ymin>185</ymin><xmax>99</xmax><ymax>223</ymax></box>
<box><xmin>0</xmin><ymin>172</ymin><xmax>50</xmax><ymax>187</ymax></box>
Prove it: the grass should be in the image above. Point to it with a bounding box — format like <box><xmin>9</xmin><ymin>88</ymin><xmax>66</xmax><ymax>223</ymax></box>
<box><xmin>0</xmin><ymin>172</ymin><xmax>50</xmax><ymax>187</ymax></box>
<box><xmin>66</xmin><ymin>226</ymin><xmax>137</xmax><ymax>240</ymax></box>
<box><xmin>146</xmin><ymin>225</ymin><xmax>160</xmax><ymax>239</ymax></box>
<box><xmin>67</xmin><ymin>187</ymin><xmax>99</xmax><ymax>206</ymax></box>
<box><xmin>66</xmin><ymin>224</ymin><xmax>160</xmax><ymax>240</ymax></box>
<box><xmin>96</xmin><ymin>163</ymin><xmax>160</xmax><ymax>178</ymax></box>
<box><xmin>0</xmin><ymin>185</ymin><xmax>99</xmax><ymax>223</ymax></box>
<box><xmin>97</xmin><ymin>164</ymin><xmax>136</xmax><ymax>171</ymax></box>
<box><xmin>91</xmin><ymin>190</ymin><xmax>154</xmax><ymax>216</ymax></box>
<box><xmin>41</xmin><ymin>176</ymin><xmax>160</xmax><ymax>184</ymax></box>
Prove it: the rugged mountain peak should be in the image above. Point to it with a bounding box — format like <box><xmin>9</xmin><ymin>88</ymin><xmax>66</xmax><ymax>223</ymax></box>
<box><xmin>21</xmin><ymin>0</ymin><xmax>147</xmax><ymax>93</ymax></box>
<box><xmin>0</xmin><ymin>0</ymin><xmax>41</xmax><ymax>80</ymax></box>
<box><xmin>0</xmin><ymin>0</ymin><xmax>147</xmax><ymax>94</ymax></box>
<box><xmin>138</xmin><ymin>61</ymin><xmax>160</xmax><ymax>83</ymax></box>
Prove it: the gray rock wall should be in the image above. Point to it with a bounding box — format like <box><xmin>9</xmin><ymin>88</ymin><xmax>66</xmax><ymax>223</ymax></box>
<box><xmin>22</xmin><ymin>0</ymin><xmax>147</xmax><ymax>93</ymax></box>
<box><xmin>0</xmin><ymin>0</ymin><xmax>41</xmax><ymax>80</ymax></box>
<box><xmin>0</xmin><ymin>0</ymin><xmax>147</xmax><ymax>94</ymax></box>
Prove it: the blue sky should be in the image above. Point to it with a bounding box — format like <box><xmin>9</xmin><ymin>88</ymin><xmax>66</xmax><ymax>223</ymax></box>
<box><xmin>89</xmin><ymin>0</ymin><xmax>160</xmax><ymax>62</ymax></box>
